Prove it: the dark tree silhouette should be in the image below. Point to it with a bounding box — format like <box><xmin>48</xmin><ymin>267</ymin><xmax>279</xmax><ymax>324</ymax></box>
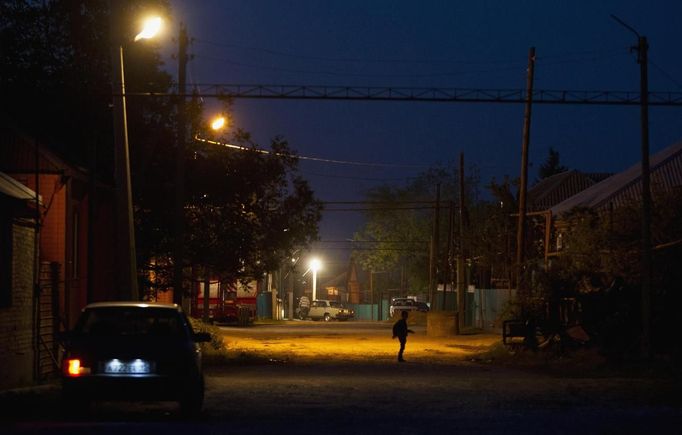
<box><xmin>538</xmin><ymin>147</ymin><xmax>568</xmax><ymax>180</ymax></box>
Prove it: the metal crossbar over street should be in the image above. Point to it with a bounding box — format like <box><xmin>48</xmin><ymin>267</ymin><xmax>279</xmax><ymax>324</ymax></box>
<box><xmin>126</xmin><ymin>84</ymin><xmax>682</xmax><ymax>106</ymax></box>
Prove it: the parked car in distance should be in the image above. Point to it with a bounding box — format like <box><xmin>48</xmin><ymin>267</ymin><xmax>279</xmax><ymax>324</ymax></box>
<box><xmin>60</xmin><ymin>302</ymin><xmax>211</xmax><ymax>415</ymax></box>
<box><xmin>307</xmin><ymin>299</ymin><xmax>355</xmax><ymax>321</ymax></box>
<box><xmin>389</xmin><ymin>298</ymin><xmax>430</xmax><ymax>317</ymax></box>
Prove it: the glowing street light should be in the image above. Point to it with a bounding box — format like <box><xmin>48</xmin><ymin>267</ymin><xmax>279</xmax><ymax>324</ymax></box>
<box><xmin>134</xmin><ymin>17</ymin><xmax>163</xmax><ymax>41</ymax></box>
<box><xmin>309</xmin><ymin>258</ymin><xmax>322</xmax><ymax>301</ymax></box>
<box><xmin>210</xmin><ymin>115</ymin><xmax>227</xmax><ymax>131</ymax></box>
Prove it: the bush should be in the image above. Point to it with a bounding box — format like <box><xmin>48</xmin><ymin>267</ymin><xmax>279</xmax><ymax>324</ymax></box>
<box><xmin>189</xmin><ymin>318</ymin><xmax>226</xmax><ymax>352</ymax></box>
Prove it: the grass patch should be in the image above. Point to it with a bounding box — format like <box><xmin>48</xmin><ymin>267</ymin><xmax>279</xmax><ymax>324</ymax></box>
<box><xmin>189</xmin><ymin>318</ymin><xmax>230</xmax><ymax>366</ymax></box>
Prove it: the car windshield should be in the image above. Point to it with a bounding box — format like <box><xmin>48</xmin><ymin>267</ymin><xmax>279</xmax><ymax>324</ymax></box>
<box><xmin>330</xmin><ymin>301</ymin><xmax>341</xmax><ymax>308</ymax></box>
<box><xmin>75</xmin><ymin>307</ymin><xmax>187</xmax><ymax>337</ymax></box>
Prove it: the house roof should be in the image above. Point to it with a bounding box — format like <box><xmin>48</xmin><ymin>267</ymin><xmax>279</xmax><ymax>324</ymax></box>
<box><xmin>0</xmin><ymin>123</ymin><xmax>88</xmax><ymax>179</ymax></box>
<box><xmin>324</xmin><ymin>271</ymin><xmax>348</xmax><ymax>289</ymax></box>
<box><xmin>551</xmin><ymin>141</ymin><xmax>682</xmax><ymax>216</ymax></box>
<box><xmin>0</xmin><ymin>171</ymin><xmax>40</xmax><ymax>203</ymax></box>
<box><xmin>527</xmin><ymin>170</ymin><xmax>612</xmax><ymax>211</ymax></box>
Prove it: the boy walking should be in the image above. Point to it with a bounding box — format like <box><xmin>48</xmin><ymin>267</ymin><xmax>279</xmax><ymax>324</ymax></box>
<box><xmin>392</xmin><ymin>310</ymin><xmax>415</xmax><ymax>362</ymax></box>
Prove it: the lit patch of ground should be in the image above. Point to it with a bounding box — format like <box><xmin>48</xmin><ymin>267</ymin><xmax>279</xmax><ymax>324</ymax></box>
<box><xmin>219</xmin><ymin>326</ymin><xmax>500</xmax><ymax>364</ymax></box>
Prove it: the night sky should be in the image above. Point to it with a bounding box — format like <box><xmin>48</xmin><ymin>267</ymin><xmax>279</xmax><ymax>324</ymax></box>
<box><xmin>161</xmin><ymin>0</ymin><xmax>682</xmax><ymax>269</ymax></box>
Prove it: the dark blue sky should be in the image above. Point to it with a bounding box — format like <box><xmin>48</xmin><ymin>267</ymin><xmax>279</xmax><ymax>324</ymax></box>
<box><xmin>162</xmin><ymin>0</ymin><xmax>682</xmax><ymax>268</ymax></box>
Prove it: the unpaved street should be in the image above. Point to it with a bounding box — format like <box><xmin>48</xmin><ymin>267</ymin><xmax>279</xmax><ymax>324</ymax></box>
<box><xmin>2</xmin><ymin>321</ymin><xmax>681</xmax><ymax>434</ymax></box>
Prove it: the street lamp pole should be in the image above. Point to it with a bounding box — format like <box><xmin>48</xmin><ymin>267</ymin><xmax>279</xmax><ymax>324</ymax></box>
<box><xmin>110</xmin><ymin>10</ymin><xmax>159</xmax><ymax>301</ymax></box>
<box><xmin>115</xmin><ymin>44</ymin><xmax>139</xmax><ymax>301</ymax></box>
<box><xmin>173</xmin><ymin>22</ymin><xmax>189</xmax><ymax>306</ymax></box>
<box><xmin>308</xmin><ymin>258</ymin><xmax>322</xmax><ymax>301</ymax></box>
<box><xmin>110</xmin><ymin>11</ymin><xmax>162</xmax><ymax>301</ymax></box>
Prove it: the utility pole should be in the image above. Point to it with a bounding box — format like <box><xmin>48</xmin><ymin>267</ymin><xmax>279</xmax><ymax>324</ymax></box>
<box><xmin>637</xmin><ymin>34</ymin><xmax>653</xmax><ymax>361</ymax></box>
<box><xmin>202</xmin><ymin>269</ymin><xmax>210</xmax><ymax>323</ymax></box>
<box><xmin>429</xmin><ymin>183</ymin><xmax>441</xmax><ymax>308</ymax></box>
<box><xmin>173</xmin><ymin>23</ymin><xmax>188</xmax><ymax>306</ymax></box>
<box><xmin>457</xmin><ymin>153</ymin><xmax>466</xmax><ymax>332</ymax></box>
<box><xmin>612</xmin><ymin>15</ymin><xmax>653</xmax><ymax>359</ymax></box>
<box><xmin>515</xmin><ymin>47</ymin><xmax>536</xmax><ymax>297</ymax></box>
<box><xmin>443</xmin><ymin>200</ymin><xmax>454</xmax><ymax>311</ymax></box>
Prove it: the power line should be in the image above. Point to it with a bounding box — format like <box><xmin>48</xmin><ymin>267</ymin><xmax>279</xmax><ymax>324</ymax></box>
<box><xmin>649</xmin><ymin>58</ymin><xmax>682</xmax><ymax>90</ymax></box>
<box><xmin>301</xmin><ymin>171</ymin><xmax>420</xmax><ymax>182</ymax></box>
<box><xmin>194</xmin><ymin>135</ymin><xmax>430</xmax><ymax>168</ymax></box>
<box><xmin>193</xmin><ymin>54</ymin><xmax>525</xmax><ymax>79</ymax></box>
<box><xmin>195</xmin><ymin>37</ymin><xmax>625</xmax><ymax>66</ymax></box>
<box><xmin>317</xmin><ymin>240</ymin><xmax>429</xmax><ymax>244</ymax></box>
<box><xmin>323</xmin><ymin>206</ymin><xmax>438</xmax><ymax>212</ymax></box>
<box><xmin>194</xmin><ymin>38</ymin><xmax>526</xmax><ymax>65</ymax></box>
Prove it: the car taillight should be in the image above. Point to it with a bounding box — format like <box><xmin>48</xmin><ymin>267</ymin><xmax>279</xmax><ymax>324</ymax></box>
<box><xmin>65</xmin><ymin>358</ymin><xmax>91</xmax><ymax>376</ymax></box>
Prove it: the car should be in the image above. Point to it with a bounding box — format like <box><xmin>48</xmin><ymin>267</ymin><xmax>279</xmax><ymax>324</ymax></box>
<box><xmin>307</xmin><ymin>299</ymin><xmax>355</xmax><ymax>321</ymax></box>
<box><xmin>389</xmin><ymin>298</ymin><xmax>429</xmax><ymax>317</ymax></box>
<box><xmin>60</xmin><ymin>302</ymin><xmax>211</xmax><ymax>415</ymax></box>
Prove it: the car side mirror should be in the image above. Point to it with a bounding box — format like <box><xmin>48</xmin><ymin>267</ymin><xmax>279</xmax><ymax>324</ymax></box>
<box><xmin>193</xmin><ymin>332</ymin><xmax>212</xmax><ymax>343</ymax></box>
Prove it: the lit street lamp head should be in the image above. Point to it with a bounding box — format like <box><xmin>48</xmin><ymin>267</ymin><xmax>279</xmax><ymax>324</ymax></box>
<box><xmin>309</xmin><ymin>258</ymin><xmax>322</xmax><ymax>272</ymax></box>
<box><xmin>211</xmin><ymin>115</ymin><xmax>227</xmax><ymax>131</ymax></box>
<box><xmin>134</xmin><ymin>17</ymin><xmax>163</xmax><ymax>41</ymax></box>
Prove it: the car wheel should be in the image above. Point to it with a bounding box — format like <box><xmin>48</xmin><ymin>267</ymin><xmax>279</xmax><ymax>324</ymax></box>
<box><xmin>61</xmin><ymin>387</ymin><xmax>91</xmax><ymax>418</ymax></box>
<box><xmin>179</xmin><ymin>376</ymin><xmax>205</xmax><ymax>418</ymax></box>
<box><xmin>323</xmin><ymin>313</ymin><xmax>331</xmax><ymax>322</ymax></box>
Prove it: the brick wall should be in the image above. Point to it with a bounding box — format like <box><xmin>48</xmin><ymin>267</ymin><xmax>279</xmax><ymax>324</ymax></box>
<box><xmin>0</xmin><ymin>223</ymin><xmax>35</xmax><ymax>390</ymax></box>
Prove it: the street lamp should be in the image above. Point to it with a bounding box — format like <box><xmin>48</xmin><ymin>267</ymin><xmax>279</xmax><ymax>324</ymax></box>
<box><xmin>309</xmin><ymin>258</ymin><xmax>322</xmax><ymax>301</ymax></box>
<box><xmin>112</xmin><ymin>15</ymin><xmax>162</xmax><ymax>300</ymax></box>
<box><xmin>210</xmin><ymin>115</ymin><xmax>227</xmax><ymax>131</ymax></box>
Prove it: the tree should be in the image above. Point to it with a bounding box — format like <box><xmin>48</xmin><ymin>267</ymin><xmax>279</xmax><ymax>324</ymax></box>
<box><xmin>353</xmin><ymin>165</ymin><xmax>480</xmax><ymax>295</ymax></box>
<box><xmin>1</xmin><ymin>0</ymin><xmax>323</xmax><ymax>298</ymax></box>
<box><xmin>182</xmin><ymin>125</ymin><xmax>322</xmax><ymax>282</ymax></box>
<box><xmin>537</xmin><ymin>147</ymin><xmax>568</xmax><ymax>180</ymax></box>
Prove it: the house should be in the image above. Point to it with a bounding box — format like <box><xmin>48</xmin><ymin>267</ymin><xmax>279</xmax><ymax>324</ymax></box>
<box><xmin>0</xmin><ymin>124</ymin><xmax>118</xmax><ymax>388</ymax></box>
<box><xmin>544</xmin><ymin>140</ymin><xmax>682</xmax><ymax>254</ymax></box>
<box><xmin>551</xmin><ymin>141</ymin><xmax>682</xmax><ymax>216</ymax></box>
<box><xmin>0</xmin><ymin>172</ymin><xmax>39</xmax><ymax>389</ymax></box>
<box><xmin>527</xmin><ymin>170</ymin><xmax>612</xmax><ymax>212</ymax></box>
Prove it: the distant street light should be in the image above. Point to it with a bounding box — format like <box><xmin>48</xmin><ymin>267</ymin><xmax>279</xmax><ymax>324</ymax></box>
<box><xmin>112</xmin><ymin>14</ymin><xmax>163</xmax><ymax>300</ymax></box>
<box><xmin>210</xmin><ymin>115</ymin><xmax>227</xmax><ymax>131</ymax></box>
<box><xmin>309</xmin><ymin>258</ymin><xmax>322</xmax><ymax>301</ymax></box>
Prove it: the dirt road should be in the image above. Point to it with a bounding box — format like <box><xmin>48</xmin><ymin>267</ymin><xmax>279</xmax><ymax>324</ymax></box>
<box><xmin>3</xmin><ymin>321</ymin><xmax>681</xmax><ymax>434</ymax></box>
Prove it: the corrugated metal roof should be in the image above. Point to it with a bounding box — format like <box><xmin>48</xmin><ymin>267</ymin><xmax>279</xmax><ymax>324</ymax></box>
<box><xmin>0</xmin><ymin>171</ymin><xmax>40</xmax><ymax>202</ymax></box>
<box><xmin>527</xmin><ymin>170</ymin><xmax>610</xmax><ymax>211</ymax></box>
<box><xmin>551</xmin><ymin>141</ymin><xmax>682</xmax><ymax>216</ymax></box>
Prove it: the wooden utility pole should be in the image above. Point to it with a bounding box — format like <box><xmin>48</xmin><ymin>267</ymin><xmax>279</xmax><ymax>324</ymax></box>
<box><xmin>443</xmin><ymin>200</ymin><xmax>454</xmax><ymax>311</ymax></box>
<box><xmin>457</xmin><ymin>153</ymin><xmax>466</xmax><ymax>332</ymax></box>
<box><xmin>611</xmin><ymin>14</ymin><xmax>653</xmax><ymax>359</ymax></box>
<box><xmin>173</xmin><ymin>23</ymin><xmax>188</xmax><ymax>306</ymax></box>
<box><xmin>638</xmin><ymin>35</ymin><xmax>652</xmax><ymax>359</ymax></box>
<box><xmin>202</xmin><ymin>269</ymin><xmax>210</xmax><ymax>323</ymax></box>
<box><xmin>429</xmin><ymin>184</ymin><xmax>441</xmax><ymax>308</ymax></box>
<box><xmin>515</xmin><ymin>47</ymin><xmax>536</xmax><ymax>295</ymax></box>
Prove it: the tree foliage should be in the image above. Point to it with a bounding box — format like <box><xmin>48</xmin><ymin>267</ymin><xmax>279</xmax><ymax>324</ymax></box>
<box><xmin>1</xmin><ymin>0</ymin><xmax>322</xmax><ymax>295</ymax></box>
<box><xmin>537</xmin><ymin>147</ymin><xmax>568</xmax><ymax>181</ymax></box>
<box><xmin>183</xmin><ymin>125</ymin><xmax>322</xmax><ymax>281</ymax></box>
<box><xmin>352</xmin><ymin>165</ymin><xmax>482</xmax><ymax>294</ymax></box>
